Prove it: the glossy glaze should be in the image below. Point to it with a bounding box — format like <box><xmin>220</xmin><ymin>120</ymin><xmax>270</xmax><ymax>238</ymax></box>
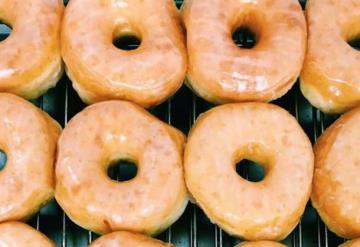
<box><xmin>0</xmin><ymin>93</ymin><xmax>60</xmax><ymax>222</ymax></box>
<box><xmin>0</xmin><ymin>0</ymin><xmax>63</xmax><ymax>99</ymax></box>
<box><xmin>181</xmin><ymin>0</ymin><xmax>306</xmax><ymax>104</ymax></box>
<box><xmin>312</xmin><ymin>107</ymin><xmax>360</xmax><ymax>238</ymax></box>
<box><xmin>89</xmin><ymin>231</ymin><xmax>173</xmax><ymax>247</ymax></box>
<box><xmin>0</xmin><ymin>222</ymin><xmax>55</xmax><ymax>247</ymax></box>
<box><xmin>55</xmin><ymin>101</ymin><xmax>188</xmax><ymax>235</ymax></box>
<box><xmin>184</xmin><ymin>103</ymin><xmax>314</xmax><ymax>241</ymax></box>
<box><xmin>236</xmin><ymin>241</ymin><xmax>286</xmax><ymax>247</ymax></box>
<box><xmin>62</xmin><ymin>0</ymin><xmax>187</xmax><ymax>108</ymax></box>
<box><xmin>300</xmin><ymin>0</ymin><xmax>360</xmax><ymax>113</ymax></box>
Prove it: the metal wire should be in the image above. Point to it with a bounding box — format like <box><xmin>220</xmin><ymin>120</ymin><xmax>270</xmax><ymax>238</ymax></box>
<box><xmin>215</xmin><ymin>226</ymin><xmax>223</xmax><ymax>247</ymax></box>
<box><xmin>62</xmin><ymin>81</ymin><xmax>69</xmax><ymax>247</ymax></box>
<box><xmin>319</xmin><ymin>113</ymin><xmax>329</xmax><ymax>247</ymax></box>
<box><xmin>190</xmin><ymin>94</ymin><xmax>198</xmax><ymax>247</ymax></box>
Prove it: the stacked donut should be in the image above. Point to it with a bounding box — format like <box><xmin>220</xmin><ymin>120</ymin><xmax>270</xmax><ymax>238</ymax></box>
<box><xmin>0</xmin><ymin>0</ymin><xmax>359</xmax><ymax>246</ymax></box>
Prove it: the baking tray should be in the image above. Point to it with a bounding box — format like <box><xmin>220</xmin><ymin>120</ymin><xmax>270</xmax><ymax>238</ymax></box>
<box><xmin>0</xmin><ymin>0</ymin><xmax>357</xmax><ymax>246</ymax></box>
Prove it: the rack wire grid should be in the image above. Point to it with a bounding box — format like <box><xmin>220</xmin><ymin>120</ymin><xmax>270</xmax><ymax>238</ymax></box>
<box><xmin>1</xmin><ymin>0</ymin><xmax>359</xmax><ymax>246</ymax></box>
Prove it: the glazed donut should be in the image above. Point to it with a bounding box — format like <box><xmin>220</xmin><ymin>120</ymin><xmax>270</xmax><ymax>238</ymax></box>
<box><xmin>184</xmin><ymin>103</ymin><xmax>314</xmax><ymax>241</ymax></box>
<box><xmin>55</xmin><ymin>101</ymin><xmax>188</xmax><ymax>235</ymax></box>
<box><xmin>236</xmin><ymin>241</ymin><xmax>286</xmax><ymax>247</ymax></box>
<box><xmin>341</xmin><ymin>239</ymin><xmax>360</xmax><ymax>247</ymax></box>
<box><xmin>312</xmin><ymin>107</ymin><xmax>360</xmax><ymax>238</ymax></box>
<box><xmin>0</xmin><ymin>93</ymin><xmax>61</xmax><ymax>222</ymax></box>
<box><xmin>300</xmin><ymin>0</ymin><xmax>360</xmax><ymax>114</ymax></box>
<box><xmin>89</xmin><ymin>231</ymin><xmax>173</xmax><ymax>247</ymax></box>
<box><xmin>0</xmin><ymin>222</ymin><xmax>55</xmax><ymax>247</ymax></box>
<box><xmin>181</xmin><ymin>0</ymin><xmax>306</xmax><ymax>104</ymax></box>
<box><xmin>0</xmin><ymin>0</ymin><xmax>63</xmax><ymax>99</ymax></box>
<box><xmin>62</xmin><ymin>0</ymin><xmax>186</xmax><ymax>108</ymax></box>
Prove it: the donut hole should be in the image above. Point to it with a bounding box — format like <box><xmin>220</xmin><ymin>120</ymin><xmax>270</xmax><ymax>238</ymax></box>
<box><xmin>232</xmin><ymin>26</ymin><xmax>257</xmax><ymax>49</ymax></box>
<box><xmin>0</xmin><ymin>150</ymin><xmax>7</xmax><ymax>171</ymax></box>
<box><xmin>348</xmin><ymin>37</ymin><xmax>360</xmax><ymax>51</ymax></box>
<box><xmin>175</xmin><ymin>0</ymin><xmax>182</xmax><ymax>9</ymax></box>
<box><xmin>113</xmin><ymin>34</ymin><xmax>141</xmax><ymax>51</ymax></box>
<box><xmin>107</xmin><ymin>159</ymin><xmax>138</xmax><ymax>182</ymax></box>
<box><xmin>0</xmin><ymin>22</ymin><xmax>12</xmax><ymax>42</ymax></box>
<box><xmin>235</xmin><ymin>159</ymin><xmax>265</xmax><ymax>182</ymax></box>
<box><xmin>343</xmin><ymin>19</ymin><xmax>360</xmax><ymax>51</ymax></box>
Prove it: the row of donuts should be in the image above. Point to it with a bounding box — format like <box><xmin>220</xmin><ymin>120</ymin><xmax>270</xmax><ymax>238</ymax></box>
<box><xmin>0</xmin><ymin>92</ymin><xmax>359</xmax><ymax>246</ymax></box>
<box><xmin>1</xmin><ymin>0</ymin><xmax>359</xmax><ymax>114</ymax></box>
<box><xmin>0</xmin><ymin>222</ymin><xmax>333</xmax><ymax>247</ymax></box>
<box><xmin>0</xmin><ymin>221</ymin><xmax>176</xmax><ymax>246</ymax></box>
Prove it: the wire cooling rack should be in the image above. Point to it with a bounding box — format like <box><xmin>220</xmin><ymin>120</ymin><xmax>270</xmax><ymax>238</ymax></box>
<box><xmin>0</xmin><ymin>0</ymin><xmax>355</xmax><ymax>246</ymax></box>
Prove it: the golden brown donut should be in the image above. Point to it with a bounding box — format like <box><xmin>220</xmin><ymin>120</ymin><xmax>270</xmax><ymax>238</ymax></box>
<box><xmin>184</xmin><ymin>103</ymin><xmax>314</xmax><ymax>241</ymax></box>
<box><xmin>55</xmin><ymin>101</ymin><xmax>188</xmax><ymax>235</ymax></box>
<box><xmin>62</xmin><ymin>0</ymin><xmax>186</xmax><ymax>108</ymax></box>
<box><xmin>181</xmin><ymin>0</ymin><xmax>306</xmax><ymax>104</ymax></box>
<box><xmin>0</xmin><ymin>0</ymin><xmax>63</xmax><ymax>99</ymax></box>
<box><xmin>0</xmin><ymin>222</ymin><xmax>55</xmax><ymax>247</ymax></box>
<box><xmin>300</xmin><ymin>0</ymin><xmax>360</xmax><ymax>114</ymax></box>
<box><xmin>236</xmin><ymin>241</ymin><xmax>286</xmax><ymax>247</ymax></box>
<box><xmin>0</xmin><ymin>93</ymin><xmax>61</xmax><ymax>222</ymax></box>
<box><xmin>341</xmin><ymin>239</ymin><xmax>360</xmax><ymax>247</ymax></box>
<box><xmin>312</xmin><ymin>107</ymin><xmax>360</xmax><ymax>239</ymax></box>
<box><xmin>89</xmin><ymin>231</ymin><xmax>173</xmax><ymax>247</ymax></box>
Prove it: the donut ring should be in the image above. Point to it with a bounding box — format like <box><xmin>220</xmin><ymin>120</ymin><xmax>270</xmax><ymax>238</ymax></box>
<box><xmin>184</xmin><ymin>103</ymin><xmax>314</xmax><ymax>241</ymax></box>
<box><xmin>312</xmin><ymin>107</ymin><xmax>360</xmax><ymax>238</ymax></box>
<box><xmin>236</xmin><ymin>241</ymin><xmax>286</xmax><ymax>247</ymax></box>
<box><xmin>0</xmin><ymin>93</ymin><xmax>61</xmax><ymax>222</ymax></box>
<box><xmin>55</xmin><ymin>101</ymin><xmax>188</xmax><ymax>235</ymax></box>
<box><xmin>0</xmin><ymin>0</ymin><xmax>63</xmax><ymax>99</ymax></box>
<box><xmin>0</xmin><ymin>222</ymin><xmax>55</xmax><ymax>247</ymax></box>
<box><xmin>89</xmin><ymin>231</ymin><xmax>173</xmax><ymax>247</ymax></box>
<box><xmin>341</xmin><ymin>239</ymin><xmax>360</xmax><ymax>247</ymax></box>
<box><xmin>62</xmin><ymin>0</ymin><xmax>187</xmax><ymax>108</ymax></box>
<box><xmin>300</xmin><ymin>0</ymin><xmax>360</xmax><ymax>114</ymax></box>
<box><xmin>181</xmin><ymin>0</ymin><xmax>306</xmax><ymax>104</ymax></box>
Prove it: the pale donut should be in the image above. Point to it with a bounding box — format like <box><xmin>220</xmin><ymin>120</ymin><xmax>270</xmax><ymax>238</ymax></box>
<box><xmin>341</xmin><ymin>239</ymin><xmax>360</xmax><ymax>247</ymax></box>
<box><xmin>312</xmin><ymin>107</ymin><xmax>360</xmax><ymax>239</ymax></box>
<box><xmin>55</xmin><ymin>101</ymin><xmax>188</xmax><ymax>235</ymax></box>
<box><xmin>0</xmin><ymin>0</ymin><xmax>63</xmax><ymax>99</ymax></box>
<box><xmin>300</xmin><ymin>0</ymin><xmax>360</xmax><ymax>114</ymax></box>
<box><xmin>89</xmin><ymin>231</ymin><xmax>173</xmax><ymax>247</ymax></box>
<box><xmin>181</xmin><ymin>0</ymin><xmax>306</xmax><ymax>104</ymax></box>
<box><xmin>62</xmin><ymin>0</ymin><xmax>187</xmax><ymax>108</ymax></box>
<box><xmin>184</xmin><ymin>103</ymin><xmax>314</xmax><ymax>241</ymax></box>
<box><xmin>236</xmin><ymin>241</ymin><xmax>286</xmax><ymax>247</ymax></box>
<box><xmin>0</xmin><ymin>222</ymin><xmax>55</xmax><ymax>247</ymax></box>
<box><xmin>0</xmin><ymin>93</ymin><xmax>61</xmax><ymax>222</ymax></box>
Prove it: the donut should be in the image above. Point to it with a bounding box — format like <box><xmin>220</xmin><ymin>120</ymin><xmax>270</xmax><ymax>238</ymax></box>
<box><xmin>89</xmin><ymin>231</ymin><xmax>173</xmax><ymax>247</ymax></box>
<box><xmin>55</xmin><ymin>101</ymin><xmax>188</xmax><ymax>235</ymax></box>
<box><xmin>0</xmin><ymin>93</ymin><xmax>61</xmax><ymax>222</ymax></box>
<box><xmin>0</xmin><ymin>222</ymin><xmax>55</xmax><ymax>247</ymax></box>
<box><xmin>181</xmin><ymin>0</ymin><xmax>306</xmax><ymax>104</ymax></box>
<box><xmin>341</xmin><ymin>239</ymin><xmax>360</xmax><ymax>247</ymax></box>
<box><xmin>62</xmin><ymin>0</ymin><xmax>187</xmax><ymax>108</ymax></box>
<box><xmin>300</xmin><ymin>0</ymin><xmax>360</xmax><ymax>114</ymax></box>
<box><xmin>0</xmin><ymin>0</ymin><xmax>63</xmax><ymax>99</ymax></box>
<box><xmin>236</xmin><ymin>241</ymin><xmax>286</xmax><ymax>247</ymax></box>
<box><xmin>311</xmin><ymin>107</ymin><xmax>360</xmax><ymax>238</ymax></box>
<box><xmin>184</xmin><ymin>103</ymin><xmax>314</xmax><ymax>241</ymax></box>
